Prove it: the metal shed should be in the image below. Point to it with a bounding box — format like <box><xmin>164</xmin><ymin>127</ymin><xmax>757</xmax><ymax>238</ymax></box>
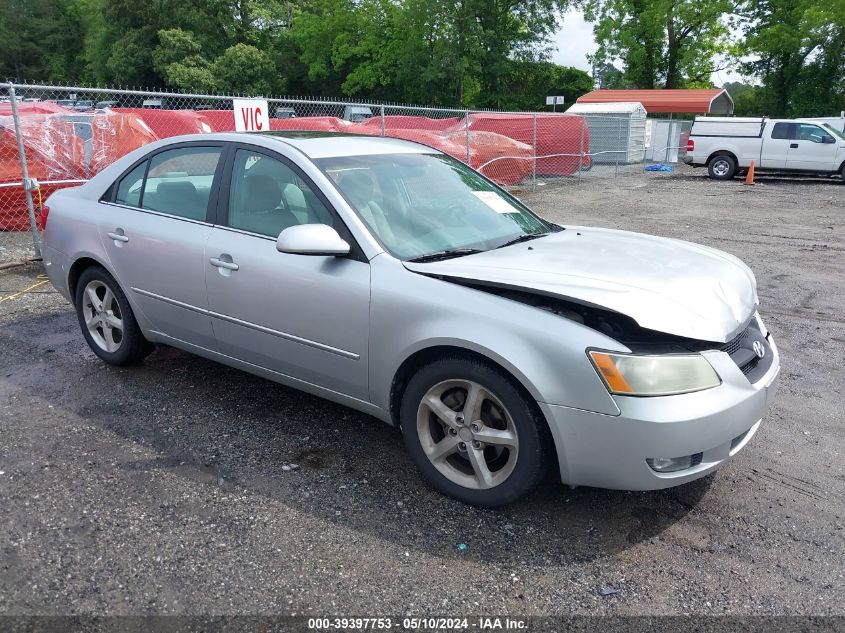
<box><xmin>566</xmin><ymin>101</ymin><xmax>648</xmax><ymax>164</ymax></box>
<box><xmin>575</xmin><ymin>89</ymin><xmax>734</xmax><ymax>115</ymax></box>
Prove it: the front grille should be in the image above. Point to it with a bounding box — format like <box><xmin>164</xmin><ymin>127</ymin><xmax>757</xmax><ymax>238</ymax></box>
<box><xmin>690</xmin><ymin>452</ymin><xmax>703</xmax><ymax>467</ymax></box>
<box><xmin>720</xmin><ymin>326</ymin><xmax>749</xmax><ymax>355</ymax></box>
<box><xmin>741</xmin><ymin>357</ymin><xmax>760</xmax><ymax>375</ymax></box>
<box><xmin>719</xmin><ymin>321</ymin><xmax>773</xmax><ymax>384</ymax></box>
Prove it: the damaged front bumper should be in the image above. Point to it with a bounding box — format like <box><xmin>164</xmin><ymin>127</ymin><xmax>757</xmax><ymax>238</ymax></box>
<box><xmin>540</xmin><ymin>334</ymin><xmax>780</xmax><ymax>490</ymax></box>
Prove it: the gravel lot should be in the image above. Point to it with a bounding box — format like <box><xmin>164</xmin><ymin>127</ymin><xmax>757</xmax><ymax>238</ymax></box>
<box><xmin>1</xmin><ymin>167</ymin><xmax>843</xmax><ymax>620</ymax></box>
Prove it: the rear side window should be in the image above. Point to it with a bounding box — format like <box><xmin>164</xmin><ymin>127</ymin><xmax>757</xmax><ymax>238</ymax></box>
<box><xmin>141</xmin><ymin>147</ymin><xmax>222</xmax><ymax>221</ymax></box>
<box><xmin>771</xmin><ymin>123</ymin><xmax>792</xmax><ymax>140</ymax></box>
<box><xmin>115</xmin><ymin>161</ymin><xmax>147</xmax><ymax>207</ymax></box>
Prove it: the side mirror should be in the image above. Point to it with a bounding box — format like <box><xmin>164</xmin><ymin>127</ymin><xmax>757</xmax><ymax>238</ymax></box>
<box><xmin>823</xmin><ymin>135</ymin><xmax>836</xmax><ymax>144</ymax></box>
<box><xmin>276</xmin><ymin>224</ymin><xmax>350</xmax><ymax>256</ymax></box>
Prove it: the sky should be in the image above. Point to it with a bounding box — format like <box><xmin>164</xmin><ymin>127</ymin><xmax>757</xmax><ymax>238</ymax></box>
<box><xmin>550</xmin><ymin>8</ymin><xmax>745</xmax><ymax>87</ymax></box>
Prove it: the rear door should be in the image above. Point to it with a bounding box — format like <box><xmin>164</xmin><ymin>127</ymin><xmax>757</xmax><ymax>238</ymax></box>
<box><xmin>786</xmin><ymin>123</ymin><xmax>840</xmax><ymax>171</ymax></box>
<box><xmin>760</xmin><ymin>122</ymin><xmax>791</xmax><ymax>169</ymax></box>
<box><xmin>99</xmin><ymin>143</ymin><xmax>225</xmax><ymax>349</ymax></box>
<box><xmin>204</xmin><ymin>144</ymin><xmax>371</xmax><ymax>400</ymax></box>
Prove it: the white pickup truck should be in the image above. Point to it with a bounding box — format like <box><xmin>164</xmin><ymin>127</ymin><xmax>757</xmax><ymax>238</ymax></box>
<box><xmin>684</xmin><ymin>117</ymin><xmax>845</xmax><ymax>180</ymax></box>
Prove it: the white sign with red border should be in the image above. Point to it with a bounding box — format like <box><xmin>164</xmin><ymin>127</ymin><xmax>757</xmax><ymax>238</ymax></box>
<box><xmin>233</xmin><ymin>98</ymin><xmax>270</xmax><ymax>132</ymax></box>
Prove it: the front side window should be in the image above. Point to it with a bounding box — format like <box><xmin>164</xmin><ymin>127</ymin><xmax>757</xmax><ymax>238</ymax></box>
<box><xmin>795</xmin><ymin>124</ymin><xmax>832</xmax><ymax>143</ymax></box>
<box><xmin>141</xmin><ymin>146</ymin><xmax>221</xmax><ymax>221</ymax></box>
<box><xmin>227</xmin><ymin>150</ymin><xmax>335</xmax><ymax>237</ymax></box>
<box><xmin>316</xmin><ymin>153</ymin><xmax>549</xmax><ymax>260</ymax></box>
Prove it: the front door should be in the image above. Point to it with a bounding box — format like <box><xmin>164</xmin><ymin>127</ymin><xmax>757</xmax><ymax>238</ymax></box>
<box><xmin>99</xmin><ymin>144</ymin><xmax>224</xmax><ymax>349</ymax></box>
<box><xmin>204</xmin><ymin>146</ymin><xmax>370</xmax><ymax>400</ymax></box>
<box><xmin>786</xmin><ymin>123</ymin><xmax>840</xmax><ymax>171</ymax></box>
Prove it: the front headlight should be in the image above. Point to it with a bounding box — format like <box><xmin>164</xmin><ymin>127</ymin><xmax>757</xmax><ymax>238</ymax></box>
<box><xmin>588</xmin><ymin>350</ymin><xmax>721</xmax><ymax>396</ymax></box>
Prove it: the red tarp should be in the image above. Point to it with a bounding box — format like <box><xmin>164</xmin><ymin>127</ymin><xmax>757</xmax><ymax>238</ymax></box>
<box><xmin>270</xmin><ymin>116</ymin><xmax>354</xmax><ymax>133</ymax></box>
<box><xmin>197</xmin><ymin>109</ymin><xmax>236</xmax><ymax>132</ymax></box>
<box><xmin>356</xmin><ymin>115</ymin><xmax>461</xmax><ymax>131</ymax></box>
<box><xmin>2</xmin><ymin>108</ymin><xmax>572</xmax><ymax>230</ymax></box>
<box><xmin>0</xmin><ymin>101</ymin><xmax>74</xmax><ymax>117</ymax></box>
<box><xmin>0</xmin><ymin>110</ymin><xmax>157</xmax><ymax>230</ymax></box>
<box><xmin>112</xmin><ymin>108</ymin><xmax>211</xmax><ymax>137</ymax></box>
<box><xmin>443</xmin><ymin>130</ymin><xmax>533</xmax><ymax>185</ymax></box>
<box><xmin>449</xmin><ymin>113</ymin><xmax>590</xmax><ymax>175</ymax></box>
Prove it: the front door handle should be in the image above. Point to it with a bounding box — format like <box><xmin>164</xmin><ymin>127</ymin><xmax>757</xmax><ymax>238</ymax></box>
<box><xmin>210</xmin><ymin>256</ymin><xmax>239</xmax><ymax>271</ymax></box>
<box><xmin>107</xmin><ymin>229</ymin><xmax>129</xmax><ymax>244</ymax></box>
<box><xmin>790</xmin><ymin>143</ymin><xmax>799</xmax><ymax>148</ymax></box>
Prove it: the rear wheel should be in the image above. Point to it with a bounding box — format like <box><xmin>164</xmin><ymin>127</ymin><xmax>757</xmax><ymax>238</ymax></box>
<box><xmin>708</xmin><ymin>155</ymin><xmax>737</xmax><ymax>180</ymax></box>
<box><xmin>840</xmin><ymin>163</ymin><xmax>845</xmax><ymax>181</ymax></box>
<box><xmin>74</xmin><ymin>266</ymin><xmax>153</xmax><ymax>365</ymax></box>
<box><xmin>400</xmin><ymin>357</ymin><xmax>550</xmax><ymax>507</ymax></box>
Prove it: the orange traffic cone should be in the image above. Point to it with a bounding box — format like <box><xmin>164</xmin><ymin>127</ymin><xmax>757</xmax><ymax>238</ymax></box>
<box><xmin>744</xmin><ymin>160</ymin><xmax>756</xmax><ymax>185</ymax></box>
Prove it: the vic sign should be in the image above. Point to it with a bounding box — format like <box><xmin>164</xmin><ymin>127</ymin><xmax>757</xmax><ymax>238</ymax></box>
<box><xmin>233</xmin><ymin>99</ymin><xmax>271</xmax><ymax>132</ymax></box>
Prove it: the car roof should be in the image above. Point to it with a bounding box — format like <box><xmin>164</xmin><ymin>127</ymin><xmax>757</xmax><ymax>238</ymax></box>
<box><xmin>250</xmin><ymin>131</ymin><xmax>437</xmax><ymax>159</ymax></box>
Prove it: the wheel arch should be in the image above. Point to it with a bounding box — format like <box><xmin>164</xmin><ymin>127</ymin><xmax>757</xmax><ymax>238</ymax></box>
<box><xmin>388</xmin><ymin>344</ymin><xmax>560</xmax><ymax>476</ymax></box>
<box><xmin>389</xmin><ymin>344</ymin><xmax>542</xmax><ymax>424</ymax></box>
<box><xmin>67</xmin><ymin>254</ymin><xmax>114</xmax><ymax>301</ymax></box>
<box><xmin>707</xmin><ymin>150</ymin><xmax>739</xmax><ymax>166</ymax></box>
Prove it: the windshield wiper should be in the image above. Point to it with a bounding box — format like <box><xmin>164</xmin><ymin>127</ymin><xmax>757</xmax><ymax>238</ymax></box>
<box><xmin>496</xmin><ymin>233</ymin><xmax>549</xmax><ymax>249</ymax></box>
<box><xmin>406</xmin><ymin>248</ymin><xmax>485</xmax><ymax>263</ymax></box>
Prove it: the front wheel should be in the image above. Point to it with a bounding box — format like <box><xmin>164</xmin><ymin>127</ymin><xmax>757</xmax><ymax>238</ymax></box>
<box><xmin>708</xmin><ymin>155</ymin><xmax>737</xmax><ymax>180</ymax></box>
<box><xmin>74</xmin><ymin>266</ymin><xmax>153</xmax><ymax>365</ymax></box>
<box><xmin>400</xmin><ymin>357</ymin><xmax>551</xmax><ymax>507</ymax></box>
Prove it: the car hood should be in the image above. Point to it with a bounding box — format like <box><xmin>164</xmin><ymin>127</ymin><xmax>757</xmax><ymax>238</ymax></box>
<box><xmin>404</xmin><ymin>228</ymin><xmax>758</xmax><ymax>343</ymax></box>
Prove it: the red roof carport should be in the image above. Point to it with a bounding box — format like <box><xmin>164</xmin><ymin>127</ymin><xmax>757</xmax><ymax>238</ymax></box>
<box><xmin>576</xmin><ymin>89</ymin><xmax>733</xmax><ymax>114</ymax></box>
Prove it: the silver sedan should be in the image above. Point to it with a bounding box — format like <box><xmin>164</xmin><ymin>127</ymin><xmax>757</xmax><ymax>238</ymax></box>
<box><xmin>41</xmin><ymin>132</ymin><xmax>780</xmax><ymax>506</ymax></box>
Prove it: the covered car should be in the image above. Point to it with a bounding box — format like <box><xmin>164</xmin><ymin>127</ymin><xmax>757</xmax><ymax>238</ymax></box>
<box><xmin>451</xmin><ymin>113</ymin><xmax>591</xmax><ymax>176</ymax></box>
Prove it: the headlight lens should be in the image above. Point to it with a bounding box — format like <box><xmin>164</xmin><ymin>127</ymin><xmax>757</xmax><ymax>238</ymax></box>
<box><xmin>588</xmin><ymin>350</ymin><xmax>721</xmax><ymax>396</ymax></box>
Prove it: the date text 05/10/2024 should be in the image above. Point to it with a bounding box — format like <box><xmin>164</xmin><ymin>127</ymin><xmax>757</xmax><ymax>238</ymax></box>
<box><xmin>307</xmin><ymin>617</ymin><xmax>528</xmax><ymax>630</ymax></box>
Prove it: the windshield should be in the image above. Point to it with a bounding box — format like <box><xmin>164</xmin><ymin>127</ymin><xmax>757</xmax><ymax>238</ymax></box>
<box><xmin>823</xmin><ymin>123</ymin><xmax>845</xmax><ymax>141</ymax></box>
<box><xmin>316</xmin><ymin>153</ymin><xmax>550</xmax><ymax>259</ymax></box>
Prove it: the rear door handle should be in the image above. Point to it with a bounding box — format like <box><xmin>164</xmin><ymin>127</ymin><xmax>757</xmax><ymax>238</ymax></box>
<box><xmin>107</xmin><ymin>230</ymin><xmax>129</xmax><ymax>243</ymax></box>
<box><xmin>210</xmin><ymin>256</ymin><xmax>239</xmax><ymax>271</ymax></box>
<box><xmin>790</xmin><ymin>143</ymin><xmax>799</xmax><ymax>148</ymax></box>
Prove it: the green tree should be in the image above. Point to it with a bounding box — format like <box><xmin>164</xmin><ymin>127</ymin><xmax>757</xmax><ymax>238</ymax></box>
<box><xmin>294</xmin><ymin>0</ymin><xmax>570</xmax><ymax>106</ymax></box>
<box><xmin>0</xmin><ymin>0</ymin><xmax>85</xmax><ymax>82</ymax></box>
<box><xmin>492</xmin><ymin>61</ymin><xmax>593</xmax><ymax>110</ymax></box>
<box><xmin>591</xmin><ymin>61</ymin><xmax>627</xmax><ymax>88</ymax></box>
<box><xmin>736</xmin><ymin>0</ymin><xmax>845</xmax><ymax>116</ymax></box>
<box><xmin>583</xmin><ymin>0</ymin><xmax>734</xmax><ymax>88</ymax></box>
<box><xmin>722</xmin><ymin>81</ymin><xmax>765</xmax><ymax>116</ymax></box>
<box><xmin>152</xmin><ymin>29</ymin><xmax>216</xmax><ymax>92</ymax></box>
<box><xmin>211</xmin><ymin>44</ymin><xmax>280</xmax><ymax>95</ymax></box>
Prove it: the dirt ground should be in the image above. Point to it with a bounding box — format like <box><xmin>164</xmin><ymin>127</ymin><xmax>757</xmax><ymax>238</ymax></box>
<box><xmin>1</xmin><ymin>166</ymin><xmax>843</xmax><ymax>620</ymax></box>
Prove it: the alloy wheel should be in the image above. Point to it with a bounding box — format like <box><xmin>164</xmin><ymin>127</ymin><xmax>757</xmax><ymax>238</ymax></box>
<box><xmin>82</xmin><ymin>280</ymin><xmax>124</xmax><ymax>353</ymax></box>
<box><xmin>416</xmin><ymin>379</ymin><xmax>519</xmax><ymax>490</ymax></box>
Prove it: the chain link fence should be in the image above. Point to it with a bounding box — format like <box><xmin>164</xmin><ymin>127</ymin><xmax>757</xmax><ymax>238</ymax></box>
<box><xmin>1</xmin><ymin>83</ymin><xmax>688</xmax><ymax>262</ymax></box>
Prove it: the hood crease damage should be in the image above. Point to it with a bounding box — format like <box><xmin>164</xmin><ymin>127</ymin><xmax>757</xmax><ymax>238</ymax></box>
<box><xmin>405</xmin><ymin>228</ymin><xmax>758</xmax><ymax>345</ymax></box>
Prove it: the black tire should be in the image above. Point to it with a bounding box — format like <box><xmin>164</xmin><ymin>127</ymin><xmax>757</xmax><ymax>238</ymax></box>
<box><xmin>400</xmin><ymin>356</ymin><xmax>551</xmax><ymax>507</ymax></box>
<box><xmin>74</xmin><ymin>266</ymin><xmax>153</xmax><ymax>365</ymax></box>
<box><xmin>707</xmin><ymin>154</ymin><xmax>737</xmax><ymax>180</ymax></box>
<box><xmin>840</xmin><ymin>163</ymin><xmax>845</xmax><ymax>181</ymax></box>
